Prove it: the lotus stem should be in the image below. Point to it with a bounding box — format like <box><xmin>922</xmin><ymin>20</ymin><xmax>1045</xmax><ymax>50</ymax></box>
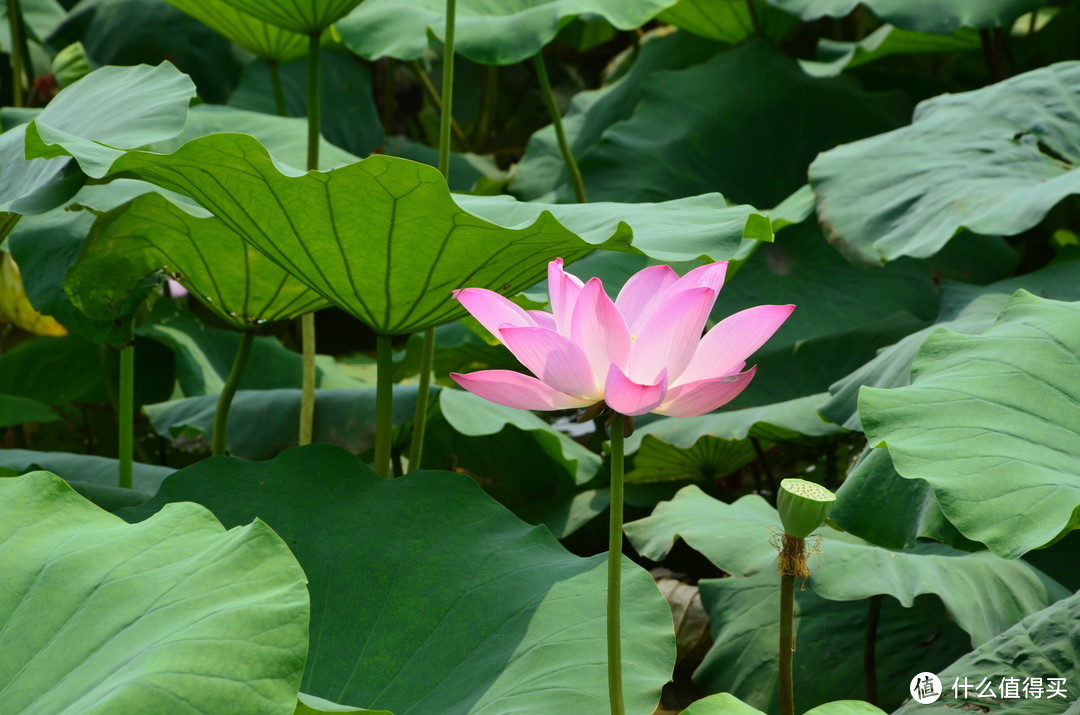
<box><xmin>534</xmin><ymin>52</ymin><xmax>587</xmax><ymax>203</ymax></box>
<box><xmin>409</xmin><ymin>61</ymin><xmax>471</xmax><ymax>151</ymax></box>
<box><xmin>268</xmin><ymin>61</ymin><xmax>288</xmax><ymax>117</ymax></box>
<box><xmin>118</xmin><ymin>343</ymin><xmax>134</xmax><ymax>489</ymax></box>
<box><xmin>374</xmin><ymin>333</ymin><xmax>394</xmax><ymax>479</ymax></box>
<box><xmin>864</xmin><ymin>594</ymin><xmax>883</xmax><ymax>705</ymax></box>
<box><xmin>212</xmin><ymin>329</ymin><xmax>254</xmax><ymax>456</ymax></box>
<box><xmin>779</xmin><ymin>569</ymin><xmax>796</xmax><ymax>715</ymax></box>
<box><xmin>438</xmin><ymin>0</ymin><xmax>456</xmax><ymax>179</ymax></box>
<box><xmin>6</xmin><ymin>0</ymin><xmax>29</xmax><ymax>107</ymax></box>
<box><xmin>298</xmin><ymin>30</ymin><xmax>322</xmax><ymax>447</ymax></box>
<box><xmin>607</xmin><ymin>413</ymin><xmax>626</xmax><ymax>715</ymax></box>
<box><xmin>407</xmin><ymin>327</ymin><xmax>436</xmax><ymax>471</ymax></box>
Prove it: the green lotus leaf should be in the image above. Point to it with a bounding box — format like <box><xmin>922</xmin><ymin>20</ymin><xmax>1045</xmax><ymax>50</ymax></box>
<box><xmin>217</xmin><ymin>0</ymin><xmax>363</xmax><ymax>34</ymax></box>
<box><xmin>811</xmin><ymin>62</ymin><xmax>1080</xmax><ymax>263</ymax></box>
<box><xmin>762</xmin><ymin>0</ymin><xmax>1045</xmax><ymax>32</ymax></box>
<box><xmin>625</xmin><ymin>485</ymin><xmax>1068</xmax><ymax>645</ymax></box>
<box><xmin>335</xmin><ymin>0</ymin><xmax>676</xmax><ymax>64</ymax></box>
<box><xmin>0</xmin><ymin>471</ymin><xmax>309</xmax><ymax>713</ymax></box>
<box><xmin>165</xmin><ymin>0</ymin><xmax>308</xmax><ymax>62</ymax></box>
<box><xmin>860</xmin><ymin>290</ymin><xmax>1080</xmax><ymax>558</ymax></box>
<box><xmin>120</xmin><ymin>445</ymin><xmax>677</xmax><ymax>713</ymax></box>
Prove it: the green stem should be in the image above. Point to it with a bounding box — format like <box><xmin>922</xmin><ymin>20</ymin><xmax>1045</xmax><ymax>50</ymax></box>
<box><xmin>373</xmin><ymin>333</ymin><xmax>394</xmax><ymax>479</ymax></box>
<box><xmin>409</xmin><ymin>60</ymin><xmax>471</xmax><ymax>152</ymax></box>
<box><xmin>382</xmin><ymin>57</ymin><xmax>396</xmax><ymax>133</ymax></box>
<box><xmin>473</xmin><ymin>63</ymin><xmax>497</xmax><ymax>149</ymax></box>
<box><xmin>864</xmin><ymin>594</ymin><xmax>883</xmax><ymax>706</ymax></box>
<box><xmin>407</xmin><ymin>327</ymin><xmax>435</xmax><ymax>471</ymax></box>
<box><xmin>779</xmin><ymin>572</ymin><xmax>796</xmax><ymax>715</ymax></box>
<box><xmin>438</xmin><ymin>0</ymin><xmax>456</xmax><ymax>179</ymax></box>
<box><xmin>299</xmin><ymin>312</ymin><xmax>316</xmax><ymax>446</ymax></box>
<box><xmin>607</xmin><ymin>414</ymin><xmax>626</xmax><ymax>715</ymax></box>
<box><xmin>6</xmin><ymin>0</ymin><xmax>28</xmax><ymax>106</ymax></box>
<box><xmin>534</xmin><ymin>52</ymin><xmax>587</xmax><ymax>203</ymax></box>
<box><xmin>212</xmin><ymin>329</ymin><xmax>255</xmax><ymax>456</ymax></box>
<box><xmin>298</xmin><ymin>31</ymin><xmax>321</xmax><ymax>446</ymax></box>
<box><xmin>268</xmin><ymin>61</ymin><xmax>288</xmax><ymax>117</ymax></box>
<box><xmin>118</xmin><ymin>343</ymin><xmax>134</xmax><ymax>489</ymax></box>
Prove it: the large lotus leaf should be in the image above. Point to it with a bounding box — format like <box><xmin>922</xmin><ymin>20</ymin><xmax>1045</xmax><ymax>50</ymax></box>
<box><xmin>70</xmin><ymin>191</ymin><xmax>330</xmax><ymax>328</ymax></box>
<box><xmin>540</xmin><ymin>41</ymin><xmax>909</xmax><ymax>207</ymax></box>
<box><xmin>822</xmin><ymin>257</ymin><xmax>1080</xmax><ymax>430</ymax></box>
<box><xmin>145</xmin><ymin>386</ymin><xmax>430</xmax><ymax>459</ymax></box>
<box><xmin>336</xmin><ymin>0</ymin><xmax>676</xmax><ymax>64</ymax></box>
<box><xmin>0</xmin><ymin>394</ymin><xmax>58</xmax><ymax>427</ymax></box>
<box><xmin>0</xmin><ymin>63</ymin><xmax>194</xmax><ymax>215</ymax></box>
<box><xmin>216</xmin><ymin>0</ymin><xmax>361</xmax><ymax>34</ymax></box>
<box><xmin>26</xmin><ymin>132</ymin><xmax>767</xmax><ymax>334</ymax></box>
<box><xmin>893</xmin><ymin>591</ymin><xmax>1080</xmax><ymax>714</ymax></box>
<box><xmin>680</xmin><ymin>693</ymin><xmax>767</xmax><ymax>714</ymax></box>
<box><xmin>458</xmin><ymin>193</ymin><xmax>772</xmax><ymax>262</ymax></box>
<box><xmin>119</xmin><ymin>445</ymin><xmax>677</xmax><ymax>713</ymax></box>
<box><xmin>659</xmin><ymin>0</ymin><xmax>799</xmax><ymax>44</ymax></box>
<box><xmin>830</xmin><ymin>446</ymin><xmax>983</xmax><ymax>553</ymax></box>
<box><xmin>625</xmin><ymin>486</ymin><xmax>1068</xmax><ymax>645</ymax></box>
<box><xmin>0</xmin><ymin>0</ymin><xmax>65</xmax><ymax>52</ymax></box>
<box><xmin>709</xmin><ymin>220</ymin><xmax>937</xmax><ymax>406</ymax></box>
<box><xmin>228</xmin><ymin>49</ymin><xmax>383</xmax><ymax>159</ymax></box>
<box><xmin>811</xmin><ymin>62</ymin><xmax>1080</xmax><ymax>264</ymax></box>
<box><xmin>0</xmin><ymin>333</ymin><xmax>107</xmax><ymax>404</ymax></box>
<box><xmin>511</xmin><ymin>28</ymin><xmax>726</xmax><ymax>201</ymax></box>
<box><xmin>695</xmin><ymin>570</ymin><xmax>972</xmax><ymax>713</ymax></box>
<box><xmin>0</xmin><ymin>471</ymin><xmax>308</xmax><ymax>713</ymax></box>
<box><xmin>762</xmin><ymin>0</ymin><xmax>1046</xmax><ymax>32</ymax></box>
<box><xmin>799</xmin><ymin>23</ymin><xmax>981</xmax><ymax>78</ymax></box>
<box><xmin>0</xmin><ymin>448</ymin><xmax>174</xmax><ymax>494</ymax></box>
<box><xmin>165</xmin><ymin>0</ymin><xmax>307</xmax><ymax>62</ymax></box>
<box><xmin>48</xmin><ymin>0</ymin><xmax>243</xmax><ymax>103</ymax></box>
<box><xmin>860</xmin><ymin>291</ymin><xmax>1080</xmax><ymax>559</ymax></box>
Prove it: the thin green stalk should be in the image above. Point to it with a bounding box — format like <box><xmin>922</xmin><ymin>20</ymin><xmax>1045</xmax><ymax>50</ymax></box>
<box><xmin>438</xmin><ymin>0</ymin><xmax>456</xmax><ymax>178</ymax></box>
<box><xmin>407</xmin><ymin>327</ymin><xmax>435</xmax><ymax>471</ymax></box>
<box><xmin>406</xmin><ymin>0</ymin><xmax>456</xmax><ymax>472</ymax></box>
<box><xmin>473</xmin><ymin>64</ymin><xmax>497</xmax><ymax>149</ymax></box>
<box><xmin>6</xmin><ymin>0</ymin><xmax>28</xmax><ymax>106</ymax></box>
<box><xmin>382</xmin><ymin>58</ymin><xmax>396</xmax><ymax>134</ymax></box>
<box><xmin>118</xmin><ymin>343</ymin><xmax>134</xmax><ymax>489</ymax></box>
<box><xmin>212</xmin><ymin>329</ymin><xmax>255</xmax><ymax>456</ymax></box>
<box><xmin>373</xmin><ymin>333</ymin><xmax>394</xmax><ymax>479</ymax></box>
<box><xmin>779</xmin><ymin>572</ymin><xmax>795</xmax><ymax>715</ymax></box>
<box><xmin>298</xmin><ymin>31</ymin><xmax>321</xmax><ymax>446</ymax></box>
<box><xmin>268</xmin><ymin>61</ymin><xmax>288</xmax><ymax>117</ymax></box>
<box><xmin>607</xmin><ymin>414</ymin><xmax>626</xmax><ymax>715</ymax></box>
<box><xmin>534</xmin><ymin>52</ymin><xmax>587</xmax><ymax>203</ymax></box>
<box><xmin>409</xmin><ymin>60</ymin><xmax>471</xmax><ymax>151</ymax></box>
<box><xmin>864</xmin><ymin>594</ymin><xmax>883</xmax><ymax>705</ymax></box>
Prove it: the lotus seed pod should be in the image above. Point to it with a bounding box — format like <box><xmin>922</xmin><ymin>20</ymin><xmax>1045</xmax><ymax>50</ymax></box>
<box><xmin>777</xmin><ymin>478</ymin><xmax>836</xmax><ymax>539</ymax></box>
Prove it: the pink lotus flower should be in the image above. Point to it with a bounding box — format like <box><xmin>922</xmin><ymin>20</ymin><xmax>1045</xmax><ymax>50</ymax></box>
<box><xmin>450</xmin><ymin>259</ymin><xmax>794</xmax><ymax>417</ymax></box>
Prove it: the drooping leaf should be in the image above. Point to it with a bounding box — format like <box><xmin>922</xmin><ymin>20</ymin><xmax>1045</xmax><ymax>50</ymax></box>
<box><xmin>625</xmin><ymin>486</ymin><xmax>1068</xmax><ymax>645</ymax></box>
<box><xmin>860</xmin><ymin>291</ymin><xmax>1080</xmax><ymax>558</ymax></box>
<box><xmin>335</xmin><ymin>0</ymin><xmax>677</xmax><ymax>64</ymax></box>
<box><xmin>0</xmin><ymin>394</ymin><xmax>59</xmax><ymax>427</ymax></box>
<box><xmin>893</xmin><ymin>591</ymin><xmax>1080</xmax><ymax>714</ymax></box>
<box><xmin>0</xmin><ymin>63</ymin><xmax>195</xmax><ymax>215</ymax></box>
<box><xmin>811</xmin><ymin>62</ymin><xmax>1080</xmax><ymax>263</ymax></box>
<box><xmin>119</xmin><ymin>446</ymin><xmax>677</xmax><ymax>714</ymax></box>
<box><xmin>523</xmin><ymin>41</ymin><xmax>909</xmax><ymax>207</ymax></box>
<box><xmin>659</xmin><ymin>0</ymin><xmax>798</xmax><ymax>44</ymax></box>
<box><xmin>165</xmin><ymin>0</ymin><xmax>308</xmax><ymax>62</ymax></box>
<box><xmin>69</xmin><ymin>191</ymin><xmax>330</xmax><ymax>328</ymax></box>
<box><xmin>0</xmin><ymin>471</ymin><xmax>309</xmax><ymax>713</ymax></box>
<box><xmin>799</xmin><ymin>24</ymin><xmax>981</xmax><ymax>78</ymax></box>
<box><xmin>0</xmin><ymin>252</ymin><xmax>66</xmax><ymax>336</ymax></box>
<box><xmin>0</xmin><ymin>449</ymin><xmax>175</xmax><ymax>495</ymax></box>
<box><xmin>217</xmin><ymin>0</ymin><xmax>363</xmax><ymax>34</ymax></box>
<box><xmin>763</xmin><ymin>0</ymin><xmax>1046</xmax><ymax>32</ymax></box>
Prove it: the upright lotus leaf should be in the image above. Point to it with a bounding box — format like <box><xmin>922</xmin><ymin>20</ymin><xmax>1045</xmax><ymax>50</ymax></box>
<box><xmin>530</xmin><ymin>41</ymin><xmax>909</xmax><ymax>207</ymax></box>
<box><xmin>0</xmin><ymin>63</ymin><xmax>195</xmax><ymax>215</ymax></box>
<box><xmin>811</xmin><ymin>62</ymin><xmax>1080</xmax><ymax>264</ymax></box>
<box><xmin>216</xmin><ymin>0</ymin><xmax>362</xmax><ymax>34</ymax></box>
<box><xmin>68</xmin><ymin>191</ymin><xmax>330</xmax><ymax>329</ymax></box>
<box><xmin>0</xmin><ymin>471</ymin><xmax>309</xmax><ymax>713</ymax></box>
<box><xmin>696</xmin><ymin>571</ymin><xmax>971</xmax><ymax>713</ymax></box>
<box><xmin>625</xmin><ymin>486</ymin><xmax>1069</xmax><ymax>646</ymax></box>
<box><xmin>165</xmin><ymin>0</ymin><xmax>307</xmax><ymax>62</ymax></box>
<box><xmin>119</xmin><ymin>446</ymin><xmax>676</xmax><ymax>713</ymax></box>
<box><xmin>860</xmin><ymin>291</ymin><xmax>1080</xmax><ymax>559</ymax></box>
<box><xmin>336</xmin><ymin>0</ymin><xmax>677</xmax><ymax>64</ymax></box>
<box><xmin>822</xmin><ymin>256</ymin><xmax>1080</xmax><ymax>430</ymax></box>
<box><xmin>893</xmin><ymin>591</ymin><xmax>1080</xmax><ymax>714</ymax></box>
<box><xmin>762</xmin><ymin>0</ymin><xmax>1046</xmax><ymax>32</ymax></box>
<box><xmin>26</xmin><ymin>132</ymin><xmax>768</xmax><ymax>334</ymax></box>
